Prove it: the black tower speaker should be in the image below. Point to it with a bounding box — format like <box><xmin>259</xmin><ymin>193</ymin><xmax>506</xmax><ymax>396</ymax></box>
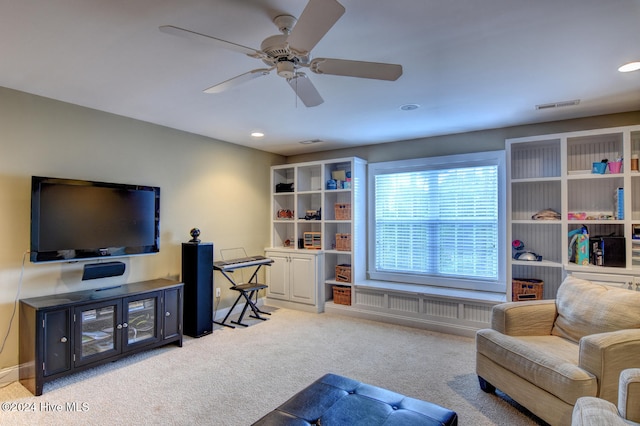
<box><xmin>182</xmin><ymin>242</ymin><xmax>214</xmax><ymax>337</ymax></box>
<box><xmin>82</xmin><ymin>261</ymin><xmax>126</xmax><ymax>281</ymax></box>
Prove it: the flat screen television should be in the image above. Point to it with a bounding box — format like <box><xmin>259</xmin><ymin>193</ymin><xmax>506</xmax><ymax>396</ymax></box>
<box><xmin>30</xmin><ymin>176</ymin><xmax>160</xmax><ymax>263</ymax></box>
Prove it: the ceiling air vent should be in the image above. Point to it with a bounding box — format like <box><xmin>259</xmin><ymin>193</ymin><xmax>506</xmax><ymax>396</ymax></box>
<box><xmin>535</xmin><ymin>99</ymin><xmax>580</xmax><ymax>110</ymax></box>
<box><xmin>299</xmin><ymin>139</ymin><xmax>323</xmax><ymax>145</ymax></box>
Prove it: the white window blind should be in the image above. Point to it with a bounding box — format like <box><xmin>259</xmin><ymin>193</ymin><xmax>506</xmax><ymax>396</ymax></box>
<box><xmin>368</xmin><ymin>151</ymin><xmax>506</xmax><ymax>291</ymax></box>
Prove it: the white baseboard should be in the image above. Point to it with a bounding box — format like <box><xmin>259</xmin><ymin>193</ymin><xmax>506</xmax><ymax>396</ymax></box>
<box><xmin>0</xmin><ymin>365</ymin><xmax>19</xmax><ymax>388</ymax></box>
<box><xmin>325</xmin><ymin>302</ymin><xmax>481</xmax><ymax>338</ymax></box>
<box><xmin>264</xmin><ymin>298</ymin><xmax>323</xmax><ymax>314</ymax></box>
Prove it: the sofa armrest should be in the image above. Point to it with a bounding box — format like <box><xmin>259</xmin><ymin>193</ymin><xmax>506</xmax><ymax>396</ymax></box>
<box><xmin>579</xmin><ymin>329</ymin><xmax>640</xmax><ymax>403</ymax></box>
<box><xmin>572</xmin><ymin>396</ymin><xmax>625</xmax><ymax>426</ymax></box>
<box><xmin>491</xmin><ymin>300</ymin><xmax>557</xmax><ymax>336</ymax></box>
<box><xmin>619</xmin><ymin>368</ymin><xmax>640</xmax><ymax>423</ymax></box>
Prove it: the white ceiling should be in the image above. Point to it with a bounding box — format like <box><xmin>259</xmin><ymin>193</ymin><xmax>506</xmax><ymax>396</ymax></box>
<box><xmin>1</xmin><ymin>0</ymin><xmax>639</xmax><ymax>156</ymax></box>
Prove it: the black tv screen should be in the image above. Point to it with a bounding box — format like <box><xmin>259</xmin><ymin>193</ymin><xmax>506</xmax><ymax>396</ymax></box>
<box><xmin>30</xmin><ymin>176</ymin><xmax>160</xmax><ymax>263</ymax></box>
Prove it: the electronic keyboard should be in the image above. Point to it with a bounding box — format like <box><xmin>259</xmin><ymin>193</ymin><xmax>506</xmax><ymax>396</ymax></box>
<box><xmin>213</xmin><ymin>255</ymin><xmax>273</xmax><ymax>271</ymax></box>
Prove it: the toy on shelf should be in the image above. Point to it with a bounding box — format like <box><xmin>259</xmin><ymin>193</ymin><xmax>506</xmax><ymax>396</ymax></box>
<box><xmin>512</xmin><ymin>239</ymin><xmax>542</xmax><ymax>261</ymax></box>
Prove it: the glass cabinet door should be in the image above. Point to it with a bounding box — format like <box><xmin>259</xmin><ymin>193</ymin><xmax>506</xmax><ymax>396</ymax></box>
<box><xmin>123</xmin><ymin>292</ymin><xmax>161</xmax><ymax>350</ymax></box>
<box><xmin>74</xmin><ymin>301</ymin><xmax>120</xmax><ymax>366</ymax></box>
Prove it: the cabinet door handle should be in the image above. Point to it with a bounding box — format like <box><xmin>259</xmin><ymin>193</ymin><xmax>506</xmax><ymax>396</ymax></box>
<box><xmin>117</xmin><ymin>324</ymin><xmax>123</xmax><ymax>330</ymax></box>
<box><xmin>60</xmin><ymin>337</ymin><xmax>68</xmax><ymax>343</ymax></box>
<box><xmin>123</xmin><ymin>322</ymin><xmax>128</xmax><ymax>328</ymax></box>
<box><xmin>165</xmin><ymin>311</ymin><xmax>171</xmax><ymax>317</ymax></box>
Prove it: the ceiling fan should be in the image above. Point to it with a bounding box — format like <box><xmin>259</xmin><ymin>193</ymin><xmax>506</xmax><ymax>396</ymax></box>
<box><xmin>159</xmin><ymin>0</ymin><xmax>402</xmax><ymax>107</ymax></box>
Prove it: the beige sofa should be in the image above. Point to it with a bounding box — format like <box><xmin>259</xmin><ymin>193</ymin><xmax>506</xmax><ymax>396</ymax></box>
<box><xmin>476</xmin><ymin>275</ymin><xmax>640</xmax><ymax>426</ymax></box>
<box><xmin>572</xmin><ymin>368</ymin><xmax>640</xmax><ymax>425</ymax></box>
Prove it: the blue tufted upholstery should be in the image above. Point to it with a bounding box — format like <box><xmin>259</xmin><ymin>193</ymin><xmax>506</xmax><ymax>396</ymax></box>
<box><xmin>252</xmin><ymin>373</ymin><xmax>458</xmax><ymax>426</ymax></box>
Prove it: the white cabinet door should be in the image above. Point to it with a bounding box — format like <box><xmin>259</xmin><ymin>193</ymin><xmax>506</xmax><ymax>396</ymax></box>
<box><xmin>266</xmin><ymin>251</ymin><xmax>289</xmax><ymax>300</ymax></box>
<box><xmin>289</xmin><ymin>254</ymin><xmax>317</xmax><ymax>305</ymax></box>
<box><xmin>266</xmin><ymin>251</ymin><xmax>318</xmax><ymax>306</ymax></box>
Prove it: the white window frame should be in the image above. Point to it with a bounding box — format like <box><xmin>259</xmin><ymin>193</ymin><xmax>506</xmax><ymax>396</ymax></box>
<box><xmin>367</xmin><ymin>150</ymin><xmax>507</xmax><ymax>293</ymax></box>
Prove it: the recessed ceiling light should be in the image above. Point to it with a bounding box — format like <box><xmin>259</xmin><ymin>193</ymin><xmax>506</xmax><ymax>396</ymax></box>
<box><xmin>251</xmin><ymin>131</ymin><xmax>265</xmax><ymax>138</ymax></box>
<box><xmin>400</xmin><ymin>104</ymin><xmax>420</xmax><ymax>111</ymax></box>
<box><xmin>299</xmin><ymin>139</ymin><xmax>323</xmax><ymax>145</ymax></box>
<box><xmin>618</xmin><ymin>61</ymin><xmax>640</xmax><ymax>73</ymax></box>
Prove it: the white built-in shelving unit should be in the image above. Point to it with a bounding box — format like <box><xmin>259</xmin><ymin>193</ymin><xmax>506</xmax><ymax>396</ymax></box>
<box><xmin>267</xmin><ymin>157</ymin><xmax>366</xmax><ymax>312</ymax></box>
<box><xmin>507</xmin><ymin>125</ymin><xmax>640</xmax><ymax>300</ymax></box>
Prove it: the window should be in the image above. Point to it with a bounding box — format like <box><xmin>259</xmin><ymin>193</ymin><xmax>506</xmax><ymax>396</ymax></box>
<box><xmin>368</xmin><ymin>151</ymin><xmax>506</xmax><ymax>292</ymax></box>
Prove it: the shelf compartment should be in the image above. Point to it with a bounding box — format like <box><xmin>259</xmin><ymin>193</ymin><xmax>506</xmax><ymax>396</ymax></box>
<box><xmin>324</xmin><ymin>161</ymin><xmax>352</xmax><ymax>190</ymax></box>
<box><xmin>567</xmin><ymin>133</ymin><xmax>623</xmax><ymax>173</ymax></box>
<box><xmin>631</xmin><ymin>175</ymin><xmax>640</xmax><ymax>220</ymax></box>
<box><xmin>567</xmin><ymin>178</ymin><xmax>624</xmax><ymax>220</ymax></box>
<box><xmin>324</xmin><ymin>252</ymin><xmax>353</xmax><ymax>283</ymax></box>
<box><xmin>632</xmin><ymin>131</ymin><xmax>640</xmax><ymax>160</ymax></box>
<box><xmin>324</xmin><ymin>222</ymin><xmax>351</xmax><ymax>251</ymax></box>
<box><xmin>273</xmin><ymin>193</ymin><xmax>295</xmax><ymax>220</ymax></box>
<box><xmin>512</xmin><ymin>222</ymin><xmax>562</xmax><ymax>264</ymax></box>
<box><xmin>273</xmin><ymin>167</ymin><xmax>295</xmax><ymax>192</ymax></box>
<box><xmin>297</xmin><ymin>164</ymin><xmax>322</xmax><ymax>192</ymax></box>
<box><xmin>511</xmin><ymin>180</ymin><xmax>560</xmax><ymax>221</ymax></box>
<box><xmin>297</xmin><ymin>192</ymin><xmax>322</xmax><ymax>220</ymax></box>
<box><xmin>510</xmin><ymin>139</ymin><xmax>561</xmax><ymax>179</ymax></box>
<box><xmin>511</xmin><ymin>264</ymin><xmax>562</xmax><ymax>299</ymax></box>
<box><xmin>273</xmin><ymin>222</ymin><xmax>295</xmax><ymax>248</ymax></box>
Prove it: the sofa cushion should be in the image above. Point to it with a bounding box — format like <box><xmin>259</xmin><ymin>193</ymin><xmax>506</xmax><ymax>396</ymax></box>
<box><xmin>551</xmin><ymin>276</ymin><xmax>640</xmax><ymax>343</ymax></box>
<box><xmin>476</xmin><ymin>329</ymin><xmax>597</xmax><ymax>404</ymax></box>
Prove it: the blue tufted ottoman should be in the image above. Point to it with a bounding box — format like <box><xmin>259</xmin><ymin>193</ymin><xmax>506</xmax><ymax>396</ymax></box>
<box><xmin>252</xmin><ymin>373</ymin><xmax>458</xmax><ymax>425</ymax></box>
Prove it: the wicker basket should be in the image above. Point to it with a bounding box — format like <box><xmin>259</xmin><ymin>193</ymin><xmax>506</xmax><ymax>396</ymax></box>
<box><xmin>512</xmin><ymin>278</ymin><xmax>544</xmax><ymax>301</ymax></box>
<box><xmin>333</xmin><ymin>285</ymin><xmax>352</xmax><ymax>305</ymax></box>
<box><xmin>334</xmin><ymin>203</ymin><xmax>351</xmax><ymax>220</ymax></box>
<box><xmin>336</xmin><ymin>233</ymin><xmax>351</xmax><ymax>251</ymax></box>
<box><xmin>335</xmin><ymin>264</ymin><xmax>352</xmax><ymax>283</ymax></box>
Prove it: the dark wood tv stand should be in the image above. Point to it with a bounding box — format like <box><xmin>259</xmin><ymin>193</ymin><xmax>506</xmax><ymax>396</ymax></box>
<box><xmin>19</xmin><ymin>279</ymin><xmax>183</xmax><ymax>396</ymax></box>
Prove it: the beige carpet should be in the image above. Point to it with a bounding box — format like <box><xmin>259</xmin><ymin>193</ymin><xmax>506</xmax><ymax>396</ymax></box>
<box><xmin>0</xmin><ymin>307</ymin><xmax>544</xmax><ymax>425</ymax></box>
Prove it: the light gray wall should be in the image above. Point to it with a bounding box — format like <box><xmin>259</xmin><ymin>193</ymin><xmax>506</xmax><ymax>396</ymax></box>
<box><xmin>0</xmin><ymin>87</ymin><xmax>284</xmax><ymax>368</ymax></box>
<box><xmin>287</xmin><ymin>111</ymin><xmax>640</xmax><ymax>164</ymax></box>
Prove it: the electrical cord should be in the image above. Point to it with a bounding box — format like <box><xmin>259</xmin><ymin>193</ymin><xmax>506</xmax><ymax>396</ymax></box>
<box><xmin>0</xmin><ymin>251</ymin><xmax>28</xmax><ymax>388</ymax></box>
<box><xmin>0</xmin><ymin>251</ymin><xmax>27</xmax><ymax>355</ymax></box>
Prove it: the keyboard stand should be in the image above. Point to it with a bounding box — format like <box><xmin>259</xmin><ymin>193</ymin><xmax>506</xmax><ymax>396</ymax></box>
<box><xmin>213</xmin><ymin>258</ymin><xmax>272</xmax><ymax>328</ymax></box>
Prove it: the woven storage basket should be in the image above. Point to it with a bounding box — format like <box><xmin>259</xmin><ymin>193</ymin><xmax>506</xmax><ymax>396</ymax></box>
<box><xmin>512</xmin><ymin>278</ymin><xmax>544</xmax><ymax>301</ymax></box>
<box><xmin>333</xmin><ymin>285</ymin><xmax>351</xmax><ymax>305</ymax></box>
<box><xmin>334</xmin><ymin>203</ymin><xmax>351</xmax><ymax>220</ymax></box>
<box><xmin>335</xmin><ymin>264</ymin><xmax>352</xmax><ymax>283</ymax></box>
<box><xmin>336</xmin><ymin>233</ymin><xmax>351</xmax><ymax>251</ymax></box>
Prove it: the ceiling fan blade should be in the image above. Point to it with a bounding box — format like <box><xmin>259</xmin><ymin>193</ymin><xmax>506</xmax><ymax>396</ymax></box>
<box><xmin>204</xmin><ymin>68</ymin><xmax>272</xmax><ymax>94</ymax></box>
<box><xmin>287</xmin><ymin>73</ymin><xmax>324</xmax><ymax>107</ymax></box>
<box><xmin>159</xmin><ymin>25</ymin><xmax>264</xmax><ymax>58</ymax></box>
<box><xmin>286</xmin><ymin>0</ymin><xmax>345</xmax><ymax>56</ymax></box>
<box><xmin>310</xmin><ymin>58</ymin><xmax>403</xmax><ymax>81</ymax></box>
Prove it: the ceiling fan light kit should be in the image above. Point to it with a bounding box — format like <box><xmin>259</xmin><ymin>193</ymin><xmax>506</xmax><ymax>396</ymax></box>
<box><xmin>277</xmin><ymin>61</ymin><xmax>296</xmax><ymax>79</ymax></box>
<box><xmin>160</xmin><ymin>0</ymin><xmax>403</xmax><ymax>107</ymax></box>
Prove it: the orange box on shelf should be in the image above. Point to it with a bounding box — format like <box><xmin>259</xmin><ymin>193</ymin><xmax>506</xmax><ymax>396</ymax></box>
<box><xmin>335</xmin><ymin>233</ymin><xmax>351</xmax><ymax>251</ymax></box>
<box><xmin>332</xmin><ymin>285</ymin><xmax>351</xmax><ymax>305</ymax></box>
<box><xmin>335</xmin><ymin>264</ymin><xmax>351</xmax><ymax>283</ymax></box>
<box><xmin>334</xmin><ymin>203</ymin><xmax>351</xmax><ymax>220</ymax></box>
<box><xmin>303</xmin><ymin>232</ymin><xmax>321</xmax><ymax>249</ymax></box>
<box><xmin>512</xmin><ymin>279</ymin><xmax>543</xmax><ymax>301</ymax></box>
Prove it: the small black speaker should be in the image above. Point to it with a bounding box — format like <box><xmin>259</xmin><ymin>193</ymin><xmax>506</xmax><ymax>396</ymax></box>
<box><xmin>82</xmin><ymin>261</ymin><xmax>126</xmax><ymax>280</ymax></box>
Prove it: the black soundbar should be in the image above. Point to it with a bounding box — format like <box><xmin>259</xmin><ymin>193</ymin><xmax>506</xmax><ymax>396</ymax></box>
<box><xmin>82</xmin><ymin>261</ymin><xmax>126</xmax><ymax>280</ymax></box>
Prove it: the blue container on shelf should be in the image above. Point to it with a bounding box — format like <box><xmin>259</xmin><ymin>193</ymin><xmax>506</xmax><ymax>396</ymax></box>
<box><xmin>592</xmin><ymin>162</ymin><xmax>607</xmax><ymax>174</ymax></box>
<box><xmin>326</xmin><ymin>179</ymin><xmax>337</xmax><ymax>190</ymax></box>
